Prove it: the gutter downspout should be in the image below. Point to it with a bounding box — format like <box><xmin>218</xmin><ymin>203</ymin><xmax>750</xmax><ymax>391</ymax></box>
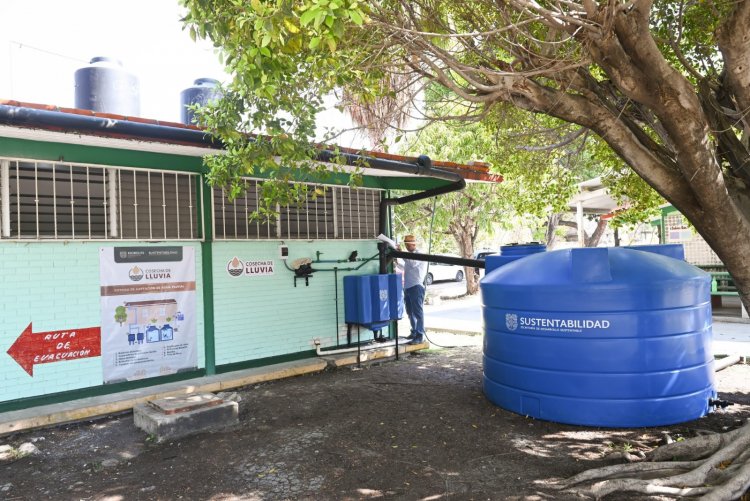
<box><xmin>375</xmin><ymin>155</ymin><xmax>466</xmax><ymax>273</ymax></box>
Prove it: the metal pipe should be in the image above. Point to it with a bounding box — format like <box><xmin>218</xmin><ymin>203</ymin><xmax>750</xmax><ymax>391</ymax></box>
<box><xmin>0</xmin><ymin>104</ymin><xmax>220</xmax><ymax>147</ymax></box>
<box><xmin>376</xmin><ymin>156</ymin><xmax>466</xmax><ymax>273</ymax></box>
<box><xmin>378</xmin><ymin>157</ymin><xmax>465</xmax><ymax>234</ymax></box>
<box><xmin>388</xmin><ymin>250</ymin><xmax>485</xmax><ymax>269</ymax></box>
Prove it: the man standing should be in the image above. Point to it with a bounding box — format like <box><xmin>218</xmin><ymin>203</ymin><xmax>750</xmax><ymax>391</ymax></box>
<box><xmin>399</xmin><ymin>234</ymin><xmax>428</xmax><ymax>345</ymax></box>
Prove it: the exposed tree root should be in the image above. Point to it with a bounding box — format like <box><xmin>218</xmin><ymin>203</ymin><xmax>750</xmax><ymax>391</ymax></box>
<box><xmin>558</xmin><ymin>420</ymin><xmax>750</xmax><ymax>500</ymax></box>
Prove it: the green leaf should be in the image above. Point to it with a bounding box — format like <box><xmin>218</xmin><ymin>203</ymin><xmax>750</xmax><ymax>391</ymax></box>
<box><xmin>284</xmin><ymin>18</ymin><xmax>300</xmax><ymax>34</ymax></box>
<box><xmin>309</xmin><ymin>36</ymin><xmax>321</xmax><ymax>49</ymax></box>
<box><xmin>349</xmin><ymin>9</ymin><xmax>363</xmax><ymax>25</ymax></box>
<box><xmin>300</xmin><ymin>9</ymin><xmax>317</xmax><ymax>26</ymax></box>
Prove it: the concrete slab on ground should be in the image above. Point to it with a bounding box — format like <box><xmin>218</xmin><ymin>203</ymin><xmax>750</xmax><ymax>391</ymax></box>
<box><xmin>134</xmin><ymin>394</ymin><xmax>238</xmax><ymax>442</ymax></box>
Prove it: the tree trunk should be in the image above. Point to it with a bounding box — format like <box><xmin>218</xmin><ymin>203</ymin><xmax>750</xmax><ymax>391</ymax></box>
<box><xmin>585</xmin><ymin>217</ymin><xmax>608</xmax><ymax>247</ymax></box>
<box><xmin>452</xmin><ymin>222</ymin><xmax>479</xmax><ymax>295</ymax></box>
<box><xmin>558</xmin><ymin>421</ymin><xmax>750</xmax><ymax>500</ymax></box>
<box><xmin>545</xmin><ymin>213</ymin><xmax>562</xmax><ymax>248</ymax></box>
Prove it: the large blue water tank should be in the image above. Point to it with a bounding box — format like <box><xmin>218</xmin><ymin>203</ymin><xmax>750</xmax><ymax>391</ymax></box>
<box><xmin>74</xmin><ymin>57</ymin><xmax>140</xmax><ymax>116</ymax></box>
<box><xmin>180</xmin><ymin>78</ymin><xmax>222</xmax><ymax>125</ymax></box>
<box><xmin>485</xmin><ymin>243</ymin><xmax>546</xmax><ymax>274</ymax></box>
<box><xmin>481</xmin><ymin>247</ymin><xmax>715</xmax><ymax>427</ymax></box>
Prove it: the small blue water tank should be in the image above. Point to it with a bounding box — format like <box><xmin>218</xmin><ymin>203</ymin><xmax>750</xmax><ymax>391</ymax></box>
<box><xmin>624</xmin><ymin>243</ymin><xmax>685</xmax><ymax>261</ymax></box>
<box><xmin>180</xmin><ymin>78</ymin><xmax>222</xmax><ymax>125</ymax></box>
<box><xmin>481</xmin><ymin>247</ymin><xmax>715</xmax><ymax>427</ymax></box>
<box><xmin>344</xmin><ymin>274</ymin><xmax>403</xmax><ymax>330</ymax></box>
<box><xmin>74</xmin><ymin>57</ymin><xmax>140</xmax><ymax>116</ymax></box>
<box><xmin>485</xmin><ymin>243</ymin><xmax>546</xmax><ymax>274</ymax></box>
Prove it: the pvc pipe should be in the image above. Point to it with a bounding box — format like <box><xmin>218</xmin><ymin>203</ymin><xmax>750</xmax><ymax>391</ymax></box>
<box><xmin>714</xmin><ymin>355</ymin><xmax>741</xmax><ymax>372</ymax></box>
<box><xmin>314</xmin><ymin>338</ymin><xmax>402</xmax><ymax>356</ymax></box>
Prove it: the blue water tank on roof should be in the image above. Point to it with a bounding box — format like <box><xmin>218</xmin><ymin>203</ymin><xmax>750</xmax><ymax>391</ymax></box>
<box><xmin>344</xmin><ymin>274</ymin><xmax>403</xmax><ymax>331</ymax></box>
<box><xmin>481</xmin><ymin>247</ymin><xmax>715</xmax><ymax>427</ymax></box>
<box><xmin>180</xmin><ymin>78</ymin><xmax>222</xmax><ymax>125</ymax></box>
<box><xmin>74</xmin><ymin>57</ymin><xmax>140</xmax><ymax>116</ymax></box>
<box><xmin>485</xmin><ymin>243</ymin><xmax>546</xmax><ymax>275</ymax></box>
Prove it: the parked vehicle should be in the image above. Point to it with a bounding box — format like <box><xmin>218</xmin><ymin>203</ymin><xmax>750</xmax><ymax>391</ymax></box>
<box><xmin>473</xmin><ymin>250</ymin><xmax>498</xmax><ymax>278</ymax></box>
<box><xmin>425</xmin><ymin>257</ymin><xmax>465</xmax><ymax>285</ymax></box>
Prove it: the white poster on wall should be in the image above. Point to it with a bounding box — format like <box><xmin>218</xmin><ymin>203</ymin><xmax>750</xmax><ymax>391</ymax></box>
<box><xmin>100</xmin><ymin>246</ymin><xmax>197</xmax><ymax>383</ymax></box>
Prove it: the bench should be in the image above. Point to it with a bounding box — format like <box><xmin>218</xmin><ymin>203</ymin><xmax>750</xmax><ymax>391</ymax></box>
<box><xmin>709</xmin><ymin>271</ymin><xmax>737</xmax><ymax>295</ymax></box>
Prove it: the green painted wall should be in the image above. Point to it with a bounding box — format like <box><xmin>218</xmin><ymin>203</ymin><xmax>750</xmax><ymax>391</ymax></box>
<box><xmin>0</xmin><ymin>241</ymin><xmax>205</xmax><ymax>403</ymax></box>
<box><xmin>211</xmin><ymin>240</ymin><xmax>382</xmax><ymax>366</ymax></box>
<box><xmin>0</xmin><ymin>134</ymin><xmax>433</xmax><ymax>409</ymax></box>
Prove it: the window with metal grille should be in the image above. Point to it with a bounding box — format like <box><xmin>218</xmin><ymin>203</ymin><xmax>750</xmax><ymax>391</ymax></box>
<box><xmin>0</xmin><ymin>158</ymin><xmax>202</xmax><ymax>240</ymax></box>
<box><xmin>213</xmin><ymin>180</ymin><xmax>382</xmax><ymax>240</ymax></box>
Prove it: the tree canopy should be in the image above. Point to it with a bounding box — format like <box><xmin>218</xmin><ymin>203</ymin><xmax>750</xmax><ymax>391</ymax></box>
<box><xmin>182</xmin><ymin>0</ymin><xmax>750</xmax><ymax>310</ymax></box>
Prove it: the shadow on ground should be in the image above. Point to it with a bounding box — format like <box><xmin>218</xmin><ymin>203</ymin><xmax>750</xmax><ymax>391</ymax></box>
<box><xmin>1</xmin><ymin>345</ymin><xmax>748</xmax><ymax>500</ymax></box>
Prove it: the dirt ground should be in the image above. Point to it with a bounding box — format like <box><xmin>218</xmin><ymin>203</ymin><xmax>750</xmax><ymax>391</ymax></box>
<box><xmin>1</xmin><ymin>342</ymin><xmax>748</xmax><ymax>501</ymax></box>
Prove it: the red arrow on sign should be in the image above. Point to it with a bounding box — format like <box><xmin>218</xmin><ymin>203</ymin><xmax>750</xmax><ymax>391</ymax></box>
<box><xmin>6</xmin><ymin>323</ymin><xmax>101</xmax><ymax>376</ymax></box>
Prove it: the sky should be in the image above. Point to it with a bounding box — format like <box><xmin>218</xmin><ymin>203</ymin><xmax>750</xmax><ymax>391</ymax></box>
<box><xmin>0</xmin><ymin>0</ymin><xmax>233</xmax><ymax>123</ymax></box>
<box><xmin>0</xmin><ymin>0</ymin><xmax>375</xmax><ymax>148</ymax></box>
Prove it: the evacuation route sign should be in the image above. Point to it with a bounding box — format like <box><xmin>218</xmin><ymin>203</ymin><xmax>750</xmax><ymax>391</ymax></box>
<box><xmin>6</xmin><ymin>324</ymin><xmax>101</xmax><ymax>376</ymax></box>
<box><xmin>100</xmin><ymin>246</ymin><xmax>197</xmax><ymax>384</ymax></box>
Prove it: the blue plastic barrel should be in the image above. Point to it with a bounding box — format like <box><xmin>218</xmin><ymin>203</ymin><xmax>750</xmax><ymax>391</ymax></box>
<box><xmin>481</xmin><ymin>247</ymin><xmax>715</xmax><ymax>427</ymax></box>
<box><xmin>485</xmin><ymin>243</ymin><xmax>546</xmax><ymax>274</ymax></box>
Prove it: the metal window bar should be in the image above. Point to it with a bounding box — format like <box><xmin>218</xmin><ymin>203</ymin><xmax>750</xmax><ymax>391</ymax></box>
<box><xmin>255</xmin><ymin>182</ymin><xmax>261</xmax><ymax>237</ymax></box>
<box><xmin>332</xmin><ymin>187</ymin><xmax>338</xmax><ymax>239</ymax></box>
<box><xmin>15</xmin><ymin>162</ymin><xmax>20</xmax><ymax>240</ymax></box>
<box><xmin>209</xmin><ymin>179</ymin><xmax>381</xmax><ymax>241</ymax></box>
<box><xmin>363</xmin><ymin>189</ymin><xmax>368</xmax><ymax>240</ymax></box>
<box><xmin>315</xmin><ymin>189</ymin><xmax>319</xmax><ymax>240</ymax></box>
<box><xmin>0</xmin><ymin>160</ymin><xmax>8</xmax><ymax>237</ymax></box>
<box><xmin>245</xmin><ymin>182</ymin><xmax>252</xmax><ymax>237</ymax></box>
<box><xmin>356</xmin><ymin>189</ymin><xmax>361</xmax><ymax>239</ymax></box>
<box><xmin>69</xmin><ymin>164</ymin><xmax>75</xmax><ymax>239</ymax></box>
<box><xmin>286</xmin><ymin>201</ymin><xmax>292</xmax><ymax>238</ymax></box>
<box><xmin>220</xmin><ymin>188</ymin><xmax>226</xmax><ymax>239</ymax></box>
<box><xmin>0</xmin><ymin>159</ymin><xmax>200</xmax><ymax>241</ymax></box>
<box><xmin>86</xmin><ymin>167</ymin><xmax>92</xmax><ymax>239</ymax></box>
<box><xmin>33</xmin><ymin>162</ymin><xmax>39</xmax><ymax>239</ymax></box>
<box><xmin>174</xmin><ymin>173</ymin><xmax>180</xmax><ymax>240</ymax></box>
<box><xmin>188</xmin><ymin>175</ymin><xmax>195</xmax><ymax>239</ymax></box>
<box><xmin>52</xmin><ymin>163</ymin><xmax>58</xmax><ymax>238</ymax></box>
<box><xmin>323</xmin><ymin>188</ymin><xmax>328</xmax><ymax>239</ymax></box>
<box><xmin>108</xmin><ymin>168</ymin><xmax>117</xmax><ymax>239</ymax></box>
<box><xmin>147</xmin><ymin>171</ymin><xmax>153</xmax><ymax>239</ymax></box>
<box><xmin>346</xmin><ymin>189</ymin><xmax>354</xmax><ymax>239</ymax></box>
<box><xmin>161</xmin><ymin>173</ymin><xmax>167</xmax><ymax>239</ymax></box>
<box><xmin>103</xmin><ymin>169</ymin><xmax>108</xmax><ymax>239</ymax></box>
<box><xmin>233</xmin><ymin>189</ymin><xmax>238</xmax><ymax>238</ymax></box>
